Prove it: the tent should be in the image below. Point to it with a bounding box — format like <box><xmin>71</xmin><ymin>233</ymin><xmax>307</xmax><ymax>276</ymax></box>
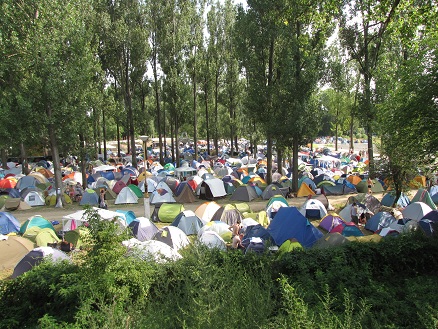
<box><xmin>298</xmin><ymin>176</ymin><xmax>317</xmax><ymax>191</ymax></box>
<box><xmin>267</xmin><ymin>207</ymin><xmax>323</xmax><ymax>248</ymax></box>
<box><xmin>62</xmin><ymin>207</ymin><xmax>129</xmax><ymax>231</ymax></box>
<box><xmin>195</xmin><ymin>201</ymin><xmax>221</xmax><ymax>223</ymax></box>
<box><xmin>115</xmin><ymin>210</ymin><xmax>137</xmax><ymax>226</ymax></box>
<box><xmin>411</xmin><ymin>188</ymin><xmax>437</xmax><ymax>210</ymax></box>
<box><xmin>331</xmin><ymin>222</ymin><xmax>364</xmax><ymax>237</ymax></box>
<box><xmin>198</xmin><ymin>231</ymin><xmax>227</xmax><ymax>250</ymax></box>
<box><xmin>211</xmin><ymin>204</ymin><xmax>243</xmax><ymax>225</ymax></box>
<box><xmin>171</xmin><ymin>210</ymin><xmax>204</xmax><ymax>235</ymax></box>
<box><xmin>128</xmin><ymin>184</ymin><xmax>144</xmax><ymax>198</ymax></box>
<box><xmin>128</xmin><ymin>217</ymin><xmax>159</xmax><ymax>242</ymax></box>
<box><xmin>365</xmin><ymin>212</ymin><xmax>396</xmax><ymax>233</ymax></box>
<box><xmin>157</xmin><ymin>203</ymin><xmax>185</xmax><ymax>223</ymax></box>
<box><xmin>150</xmin><ymin>188</ymin><xmax>176</xmax><ymax>205</ymax></box>
<box><xmin>0</xmin><ymin>236</ymin><xmax>36</xmax><ymax>272</ymax></box>
<box><xmin>79</xmin><ymin>189</ymin><xmax>99</xmax><ymax>206</ymax></box>
<box><xmin>379</xmin><ymin>218</ymin><xmax>417</xmax><ymax>237</ymax></box>
<box><xmin>174</xmin><ymin>183</ymin><xmax>197</xmax><ymax>203</ymax></box>
<box><xmin>309</xmin><ymin>194</ymin><xmax>330</xmax><ymax>209</ymax></box>
<box><xmin>112</xmin><ymin>180</ymin><xmax>127</xmax><ymax>194</ymax></box>
<box><xmin>35</xmin><ymin>228</ymin><xmax>60</xmax><ymax>247</ymax></box>
<box><xmin>241</xmin><ymin>224</ymin><xmax>274</xmax><ymax>248</ymax></box>
<box><xmin>124</xmin><ymin>239</ymin><xmax>182</xmax><ymax>263</ymax></box>
<box><xmin>153</xmin><ymin>226</ymin><xmax>190</xmax><ymax>251</ymax></box>
<box><xmin>313</xmin><ymin>232</ymin><xmax>350</xmax><ymax>249</ymax></box>
<box><xmin>299</xmin><ymin>199</ymin><xmax>327</xmax><ymax>220</ymax></box>
<box><xmin>197</xmin><ymin>220</ymin><xmax>232</xmax><ymax>242</ymax></box>
<box><xmin>21</xmin><ymin>190</ymin><xmax>45</xmax><ymax>207</ymax></box>
<box><xmin>197</xmin><ymin>178</ymin><xmax>227</xmax><ymax>200</ymax></box>
<box><xmin>12</xmin><ymin>247</ymin><xmax>70</xmax><ymax>278</ymax></box>
<box><xmin>230</xmin><ymin>185</ymin><xmax>258</xmax><ymax>202</ymax></box>
<box><xmin>277</xmin><ymin>239</ymin><xmax>303</xmax><ymax>256</ymax></box>
<box><xmin>348</xmin><ymin>193</ymin><xmax>381</xmax><ymax>215</ymax></box>
<box><xmin>115</xmin><ymin>186</ymin><xmax>139</xmax><ymax>205</ymax></box>
<box><xmin>20</xmin><ymin>215</ymin><xmax>55</xmax><ymax>235</ymax></box>
<box><xmin>402</xmin><ymin>202</ymin><xmax>433</xmax><ymax>221</ymax></box>
<box><xmin>64</xmin><ymin>227</ymin><xmax>91</xmax><ymax>249</ymax></box>
<box><xmin>2</xmin><ymin>198</ymin><xmax>32</xmax><ymax>211</ymax></box>
<box><xmin>0</xmin><ymin>211</ymin><xmax>20</xmax><ymax>234</ymax></box>
<box><xmin>381</xmin><ymin>192</ymin><xmax>410</xmax><ymax>208</ymax></box>
<box><xmin>296</xmin><ymin>183</ymin><xmax>315</xmax><ymax>198</ymax></box>
<box><xmin>418</xmin><ymin>219</ymin><xmax>437</xmax><ymax>236</ymax></box>
<box><xmin>319</xmin><ymin>213</ymin><xmax>345</xmax><ymax>232</ymax></box>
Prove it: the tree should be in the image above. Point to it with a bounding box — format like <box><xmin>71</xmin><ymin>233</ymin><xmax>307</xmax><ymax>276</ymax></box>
<box><xmin>339</xmin><ymin>0</ymin><xmax>401</xmax><ymax>176</ymax></box>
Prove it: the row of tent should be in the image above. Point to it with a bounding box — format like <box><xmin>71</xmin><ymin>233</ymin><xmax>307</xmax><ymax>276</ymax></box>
<box><xmin>2</xmin><ymin>191</ymin><xmax>438</xmax><ymax>278</ymax></box>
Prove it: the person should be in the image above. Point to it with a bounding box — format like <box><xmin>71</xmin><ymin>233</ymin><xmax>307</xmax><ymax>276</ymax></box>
<box><xmin>359</xmin><ymin>213</ymin><xmax>367</xmax><ymax>226</ymax></box>
<box><xmin>229</xmin><ymin>219</ymin><xmax>243</xmax><ymax>249</ymax></box>
<box><xmin>351</xmin><ymin>202</ymin><xmax>359</xmax><ymax>225</ymax></box>
<box><xmin>99</xmin><ymin>188</ymin><xmax>108</xmax><ymax>209</ymax></box>
<box><xmin>367</xmin><ymin>176</ymin><xmax>374</xmax><ymax>194</ymax></box>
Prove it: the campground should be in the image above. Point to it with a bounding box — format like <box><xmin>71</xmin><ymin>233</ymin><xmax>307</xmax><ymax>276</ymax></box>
<box><xmin>10</xmin><ymin>191</ymin><xmax>377</xmax><ymax>225</ymax></box>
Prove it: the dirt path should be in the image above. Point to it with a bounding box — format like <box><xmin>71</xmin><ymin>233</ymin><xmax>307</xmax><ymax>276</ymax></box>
<box><xmin>12</xmin><ymin>193</ymin><xmax>382</xmax><ymax>225</ymax></box>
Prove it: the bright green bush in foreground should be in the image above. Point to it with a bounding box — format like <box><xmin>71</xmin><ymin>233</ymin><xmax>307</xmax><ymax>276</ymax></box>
<box><xmin>0</xmin><ymin>218</ymin><xmax>437</xmax><ymax>329</ymax></box>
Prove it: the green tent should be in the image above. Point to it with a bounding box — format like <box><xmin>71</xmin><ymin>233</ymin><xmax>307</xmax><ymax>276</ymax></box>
<box><xmin>20</xmin><ymin>215</ymin><xmax>55</xmax><ymax>235</ymax></box>
<box><xmin>64</xmin><ymin>227</ymin><xmax>91</xmax><ymax>249</ymax></box>
<box><xmin>158</xmin><ymin>203</ymin><xmax>185</xmax><ymax>223</ymax></box>
<box><xmin>128</xmin><ymin>184</ymin><xmax>144</xmax><ymax>198</ymax></box>
<box><xmin>232</xmin><ymin>202</ymin><xmax>251</xmax><ymax>214</ymax></box>
<box><xmin>35</xmin><ymin>228</ymin><xmax>60</xmax><ymax>247</ymax></box>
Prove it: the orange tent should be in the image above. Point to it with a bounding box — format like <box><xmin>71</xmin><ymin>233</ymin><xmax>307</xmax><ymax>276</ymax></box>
<box><xmin>0</xmin><ymin>178</ymin><xmax>17</xmax><ymax>189</ymax></box>
<box><xmin>347</xmin><ymin>175</ymin><xmax>362</xmax><ymax>186</ymax></box>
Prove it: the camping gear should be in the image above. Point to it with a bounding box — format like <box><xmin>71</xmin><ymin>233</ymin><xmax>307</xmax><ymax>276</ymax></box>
<box><xmin>157</xmin><ymin>203</ymin><xmax>185</xmax><ymax>223</ymax></box>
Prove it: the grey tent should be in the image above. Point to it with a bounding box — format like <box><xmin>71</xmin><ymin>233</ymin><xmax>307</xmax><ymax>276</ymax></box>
<box><xmin>230</xmin><ymin>185</ymin><xmax>258</xmax><ymax>202</ymax></box>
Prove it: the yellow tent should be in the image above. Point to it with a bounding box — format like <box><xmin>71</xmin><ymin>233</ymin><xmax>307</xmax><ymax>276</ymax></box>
<box><xmin>297</xmin><ymin>183</ymin><xmax>315</xmax><ymax>197</ymax></box>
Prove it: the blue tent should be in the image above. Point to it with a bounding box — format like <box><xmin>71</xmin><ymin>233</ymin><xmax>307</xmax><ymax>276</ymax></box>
<box><xmin>116</xmin><ymin>210</ymin><xmax>137</xmax><ymax>226</ymax></box>
<box><xmin>418</xmin><ymin>219</ymin><xmax>436</xmax><ymax>236</ymax></box>
<box><xmin>241</xmin><ymin>224</ymin><xmax>274</xmax><ymax>248</ymax></box>
<box><xmin>0</xmin><ymin>211</ymin><xmax>20</xmax><ymax>234</ymax></box>
<box><xmin>79</xmin><ymin>189</ymin><xmax>99</xmax><ymax>206</ymax></box>
<box><xmin>421</xmin><ymin>210</ymin><xmax>438</xmax><ymax>222</ymax></box>
<box><xmin>365</xmin><ymin>211</ymin><xmax>396</xmax><ymax>233</ymax></box>
<box><xmin>267</xmin><ymin>207</ymin><xmax>323</xmax><ymax>248</ymax></box>
<box><xmin>381</xmin><ymin>192</ymin><xmax>410</xmax><ymax>208</ymax></box>
<box><xmin>100</xmin><ymin>171</ymin><xmax>115</xmax><ymax>181</ymax></box>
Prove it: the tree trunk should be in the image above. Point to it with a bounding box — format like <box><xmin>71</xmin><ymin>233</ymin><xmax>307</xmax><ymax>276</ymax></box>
<box><xmin>292</xmin><ymin>137</ymin><xmax>299</xmax><ymax>192</ymax></box>
<box><xmin>47</xmin><ymin>105</ymin><xmax>64</xmax><ymax>208</ymax></box>
<box><xmin>19</xmin><ymin>143</ymin><xmax>29</xmax><ymax>175</ymax></box>
<box><xmin>102</xmin><ymin>107</ymin><xmax>107</xmax><ymax>161</ymax></box>
<box><xmin>193</xmin><ymin>71</ymin><xmax>198</xmax><ymax>162</ymax></box>
<box><xmin>1</xmin><ymin>149</ymin><xmax>7</xmax><ymax>170</ymax></box>
<box><xmin>204</xmin><ymin>81</ymin><xmax>210</xmax><ymax>157</ymax></box>
<box><xmin>266</xmin><ymin>135</ymin><xmax>272</xmax><ymax>185</ymax></box>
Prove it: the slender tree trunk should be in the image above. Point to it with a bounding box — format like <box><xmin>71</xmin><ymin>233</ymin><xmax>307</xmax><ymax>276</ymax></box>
<box><xmin>19</xmin><ymin>143</ymin><xmax>29</xmax><ymax>175</ymax></box>
<box><xmin>193</xmin><ymin>71</ymin><xmax>198</xmax><ymax>162</ymax></box>
<box><xmin>214</xmin><ymin>71</ymin><xmax>219</xmax><ymax>156</ymax></box>
<box><xmin>79</xmin><ymin>134</ymin><xmax>87</xmax><ymax>188</ymax></box>
<box><xmin>1</xmin><ymin>149</ymin><xmax>7</xmax><ymax>170</ymax></box>
<box><xmin>277</xmin><ymin>148</ymin><xmax>283</xmax><ymax>177</ymax></box>
<box><xmin>204</xmin><ymin>81</ymin><xmax>210</xmax><ymax>156</ymax></box>
<box><xmin>117</xmin><ymin>122</ymin><xmax>121</xmax><ymax>158</ymax></box>
<box><xmin>102</xmin><ymin>107</ymin><xmax>107</xmax><ymax>161</ymax></box>
<box><xmin>266</xmin><ymin>135</ymin><xmax>272</xmax><ymax>184</ymax></box>
<box><xmin>292</xmin><ymin>137</ymin><xmax>299</xmax><ymax>192</ymax></box>
<box><xmin>47</xmin><ymin>105</ymin><xmax>63</xmax><ymax>208</ymax></box>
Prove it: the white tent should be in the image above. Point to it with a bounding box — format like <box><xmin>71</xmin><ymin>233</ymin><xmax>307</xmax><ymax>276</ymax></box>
<box><xmin>115</xmin><ymin>186</ymin><xmax>139</xmax><ymax>205</ymax></box>
<box><xmin>402</xmin><ymin>202</ymin><xmax>433</xmax><ymax>221</ymax></box>
<box><xmin>299</xmin><ymin>199</ymin><xmax>328</xmax><ymax>219</ymax></box>
<box><xmin>62</xmin><ymin>207</ymin><xmax>129</xmax><ymax>231</ymax></box>
<box><xmin>198</xmin><ymin>231</ymin><xmax>227</xmax><ymax>250</ymax></box>
<box><xmin>22</xmin><ymin>190</ymin><xmax>45</xmax><ymax>207</ymax></box>
<box><xmin>123</xmin><ymin>238</ymin><xmax>182</xmax><ymax>263</ymax></box>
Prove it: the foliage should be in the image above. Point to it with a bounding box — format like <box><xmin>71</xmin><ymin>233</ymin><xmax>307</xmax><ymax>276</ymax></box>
<box><xmin>1</xmin><ymin>221</ymin><xmax>438</xmax><ymax>329</ymax></box>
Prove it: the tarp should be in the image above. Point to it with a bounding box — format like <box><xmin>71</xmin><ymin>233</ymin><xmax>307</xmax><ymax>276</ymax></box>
<box><xmin>267</xmin><ymin>207</ymin><xmax>323</xmax><ymax>248</ymax></box>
